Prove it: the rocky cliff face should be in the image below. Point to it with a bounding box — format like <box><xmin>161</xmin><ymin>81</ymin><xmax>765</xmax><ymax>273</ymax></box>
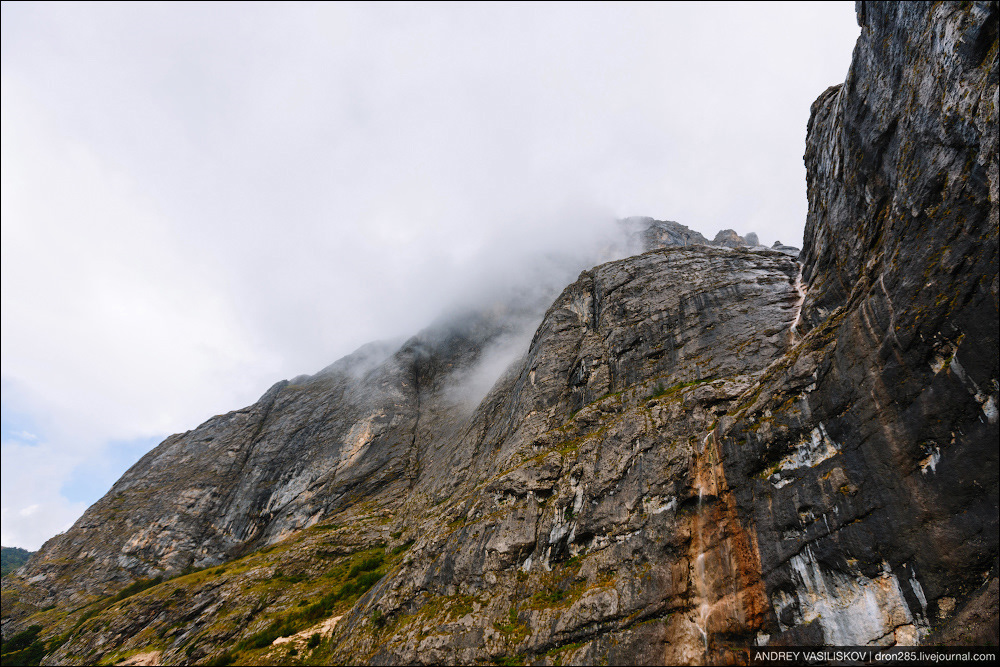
<box><xmin>2</xmin><ymin>2</ymin><xmax>996</xmax><ymax>665</ymax></box>
<box><xmin>723</xmin><ymin>0</ymin><xmax>998</xmax><ymax>650</ymax></box>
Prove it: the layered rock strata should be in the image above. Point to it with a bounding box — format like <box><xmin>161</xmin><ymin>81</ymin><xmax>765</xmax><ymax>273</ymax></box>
<box><xmin>1</xmin><ymin>1</ymin><xmax>996</xmax><ymax>665</ymax></box>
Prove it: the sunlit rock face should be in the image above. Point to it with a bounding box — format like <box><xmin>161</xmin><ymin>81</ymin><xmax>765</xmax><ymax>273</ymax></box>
<box><xmin>2</xmin><ymin>2</ymin><xmax>996</xmax><ymax>665</ymax></box>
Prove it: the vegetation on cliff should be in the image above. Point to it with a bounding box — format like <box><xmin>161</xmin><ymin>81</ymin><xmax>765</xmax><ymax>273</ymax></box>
<box><xmin>0</xmin><ymin>548</ymin><xmax>32</xmax><ymax>578</ymax></box>
<box><xmin>0</xmin><ymin>2</ymin><xmax>996</xmax><ymax>664</ymax></box>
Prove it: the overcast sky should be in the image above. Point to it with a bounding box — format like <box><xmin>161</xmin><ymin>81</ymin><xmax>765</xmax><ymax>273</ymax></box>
<box><xmin>1</xmin><ymin>2</ymin><xmax>860</xmax><ymax>550</ymax></box>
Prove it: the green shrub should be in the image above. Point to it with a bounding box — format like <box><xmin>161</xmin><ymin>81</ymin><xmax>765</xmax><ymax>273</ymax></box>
<box><xmin>1</xmin><ymin>625</ymin><xmax>46</xmax><ymax>666</ymax></box>
<box><xmin>110</xmin><ymin>576</ymin><xmax>163</xmax><ymax>603</ymax></box>
<box><xmin>492</xmin><ymin>655</ymin><xmax>526</xmax><ymax>667</ymax></box>
<box><xmin>533</xmin><ymin>587</ymin><xmax>566</xmax><ymax>604</ymax></box>
<box><xmin>206</xmin><ymin>649</ymin><xmax>236</xmax><ymax>666</ymax></box>
<box><xmin>336</xmin><ymin>570</ymin><xmax>382</xmax><ymax>600</ymax></box>
<box><xmin>346</xmin><ymin>554</ymin><xmax>383</xmax><ymax>579</ymax></box>
<box><xmin>313</xmin><ymin>523</ymin><xmax>339</xmax><ymax>531</ymax></box>
<box><xmin>269</xmin><ymin>569</ymin><xmax>307</xmax><ymax>584</ymax></box>
<box><xmin>0</xmin><ymin>642</ymin><xmax>46</xmax><ymax>666</ymax></box>
<box><xmin>2</xmin><ymin>624</ymin><xmax>41</xmax><ymax>653</ymax></box>
<box><xmin>236</xmin><ymin>547</ymin><xmax>392</xmax><ymax>653</ymax></box>
<box><xmin>390</xmin><ymin>540</ymin><xmax>415</xmax><ymax>556</ymax></box>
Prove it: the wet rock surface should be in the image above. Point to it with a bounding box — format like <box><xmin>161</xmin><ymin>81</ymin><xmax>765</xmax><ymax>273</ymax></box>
<box><xmin>720</xmin><ymin>0</ymin><xmax>999</xmax><ymax>650</ymax></box>
<box><xmin>1</xmin><ymin>2</ymin><xmax>996</xmax><ymax>665</ymax></box>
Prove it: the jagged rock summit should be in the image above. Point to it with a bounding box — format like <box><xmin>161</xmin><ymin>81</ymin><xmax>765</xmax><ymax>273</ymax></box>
<box><xmin>618</xmin><ymin>217</ymin><xmax>712</xmax><ymax>250</ymax></box>
<box><xmin>616</xmin><ymin>216</ymin><xmax>799</xmax><ymax>257</ymax></box>
<box><xmin>710</xmin><ymin>229</ymin><xmax>746</xmax><ymax>248</ymax></box>
<box><xmin>1</xmin><ymin>2</ymin><xmax>996</xmax><ymax>665</ymax></box>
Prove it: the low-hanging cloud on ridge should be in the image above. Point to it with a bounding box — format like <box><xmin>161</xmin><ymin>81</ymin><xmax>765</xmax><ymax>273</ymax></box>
<box><xmin>1</xmin><ymin>2</ymin><xmax>859</xmax><ymax>549</ymax></box>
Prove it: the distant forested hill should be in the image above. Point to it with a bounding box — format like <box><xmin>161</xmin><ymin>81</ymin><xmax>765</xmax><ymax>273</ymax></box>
<box><xmin>1</xmin><ymin>546</ymin><xmax>32</xmax><ymax>577</ymax></box>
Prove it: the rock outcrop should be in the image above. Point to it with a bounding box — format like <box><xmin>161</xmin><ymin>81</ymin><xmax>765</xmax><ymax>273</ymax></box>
<box><xmin>1</xmin><ymin>2</ymin><xmax>996</xmax><ymax>665</ymax></box>
<box><xmin>770</xmin><ymin>241</ymin><xmax>801</xmax><ymax>257</ymax></box>
<box><xmin>618</xmin><ymin>216</ymin><xmax>712</xmax><ymax>251</ymax></box>
<box><xmin>711</xmin><ymin>229</ymin><xmax>747</xmax><ymax>248</ymax></box>
<box><xmin>617</xmin><ymin>217</ymin><xmax>789</xmax><ymax>256</ymax></box>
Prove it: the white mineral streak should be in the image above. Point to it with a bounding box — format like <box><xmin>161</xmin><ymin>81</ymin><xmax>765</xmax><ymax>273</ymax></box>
<box><xmin>946</xmin><ymin>352</ymin><xmax>999</xmax><ymax>424</ymax></box>
<box><xmin>691</xmin><ymin>484</ymin><xmax>710</xmax><ymax>656</ymax></box>
<box><xmin>784</xmin><ymin>547</ymin><xmax>927</xmax><ymax>645</ymax></box>
<box><xmin>770</xmin><ymin>423</ymin><xmax>840</xmax><ymax>488</ymax></box>
<box><xmin>272</xmin><ymin>615</ymin><xmax>343</xmax><ymax>646</ymax></box>
<box><xmin>789</xmin><ymin>262</ymin><xmax>806</xmax><ymax>341</ymax></box>
<box><xmin>521</xmin><ymin>554</ymin><xmax>533</xmax><ymax>572</ymax></box>
<box><xmin>982</xmin><ymin>394</ymin><xmax>998</xmax><ymax>424</ymax></box>
<box><xmin>919</xmin><ymin>446</ymin><xmax>941</xmax><ymax>474</ymax></box>
<box><xmin>780</xmin><ymin>423</ymin><xmax>839</xmax><ymax>470</ymax></box>
<box><xmin>642</xmin><ymin>495</ymin><xmax>677</xmax><ymax>515</ymax></box>
<box><xmin>547</xmin><ymin>507</ymin><xmax>573</xmax><ymax>545</ymax></box>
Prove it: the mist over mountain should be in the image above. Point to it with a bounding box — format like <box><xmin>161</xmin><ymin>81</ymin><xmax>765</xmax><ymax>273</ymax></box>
<box><xmin>1</xmin><ymin>2</ymin><xmax>997</xmax><ymax>666</ymax></box>
<box><xmin>1</xmin><ymin>2</ymin><xmax>864</xmax><ymax>553</ymax></box>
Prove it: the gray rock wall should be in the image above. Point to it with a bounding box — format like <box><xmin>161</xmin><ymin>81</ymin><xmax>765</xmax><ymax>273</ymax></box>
<box><xmin>1</xmin><ymin>2</ymin><xmax>996</xmax><ymax>664</ymax></box>
<box><xmin>725</xmin><ymin>0</ymin><xmax>999</xmax><ymax>648</ymax></box>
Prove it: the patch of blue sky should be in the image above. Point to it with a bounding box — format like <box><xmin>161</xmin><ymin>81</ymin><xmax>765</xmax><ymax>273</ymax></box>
<box><xmin>1</xmin><ymin>396</ymin><xmax>43</xmax><ymax>447</ymax></box>
<box><xmin>60</xmin><ymin>434</ymin><xmax>164</xmax><ymax>505</ymax></box>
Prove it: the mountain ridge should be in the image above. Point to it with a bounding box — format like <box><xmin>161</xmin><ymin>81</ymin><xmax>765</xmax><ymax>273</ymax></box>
<box><xmin>1</xmin><ymin>2</ymin><xmax>996</xmax><ymax>665</ymax></box>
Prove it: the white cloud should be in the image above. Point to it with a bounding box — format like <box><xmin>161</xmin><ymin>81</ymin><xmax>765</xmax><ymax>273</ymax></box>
<box><xmin>0</xmin><ymin>2</ymin><xmax>859</xmax><ymax>550</ymax></box>
<box><xmin>1</xmin><ymin>77</ymin><xmax>280</xmax><ymax>444</ymax></box>
<box><xmin>1</xmin><ymin>437</ymin><xmax>87</xmax><ymax>550</ymax></box>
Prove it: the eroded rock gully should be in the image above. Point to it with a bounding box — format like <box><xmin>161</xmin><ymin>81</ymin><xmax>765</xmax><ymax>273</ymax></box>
<box><xmin>2</xmin><ymin>2</ymin><xmax>996</xmax><ymax>665</ymax></box>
